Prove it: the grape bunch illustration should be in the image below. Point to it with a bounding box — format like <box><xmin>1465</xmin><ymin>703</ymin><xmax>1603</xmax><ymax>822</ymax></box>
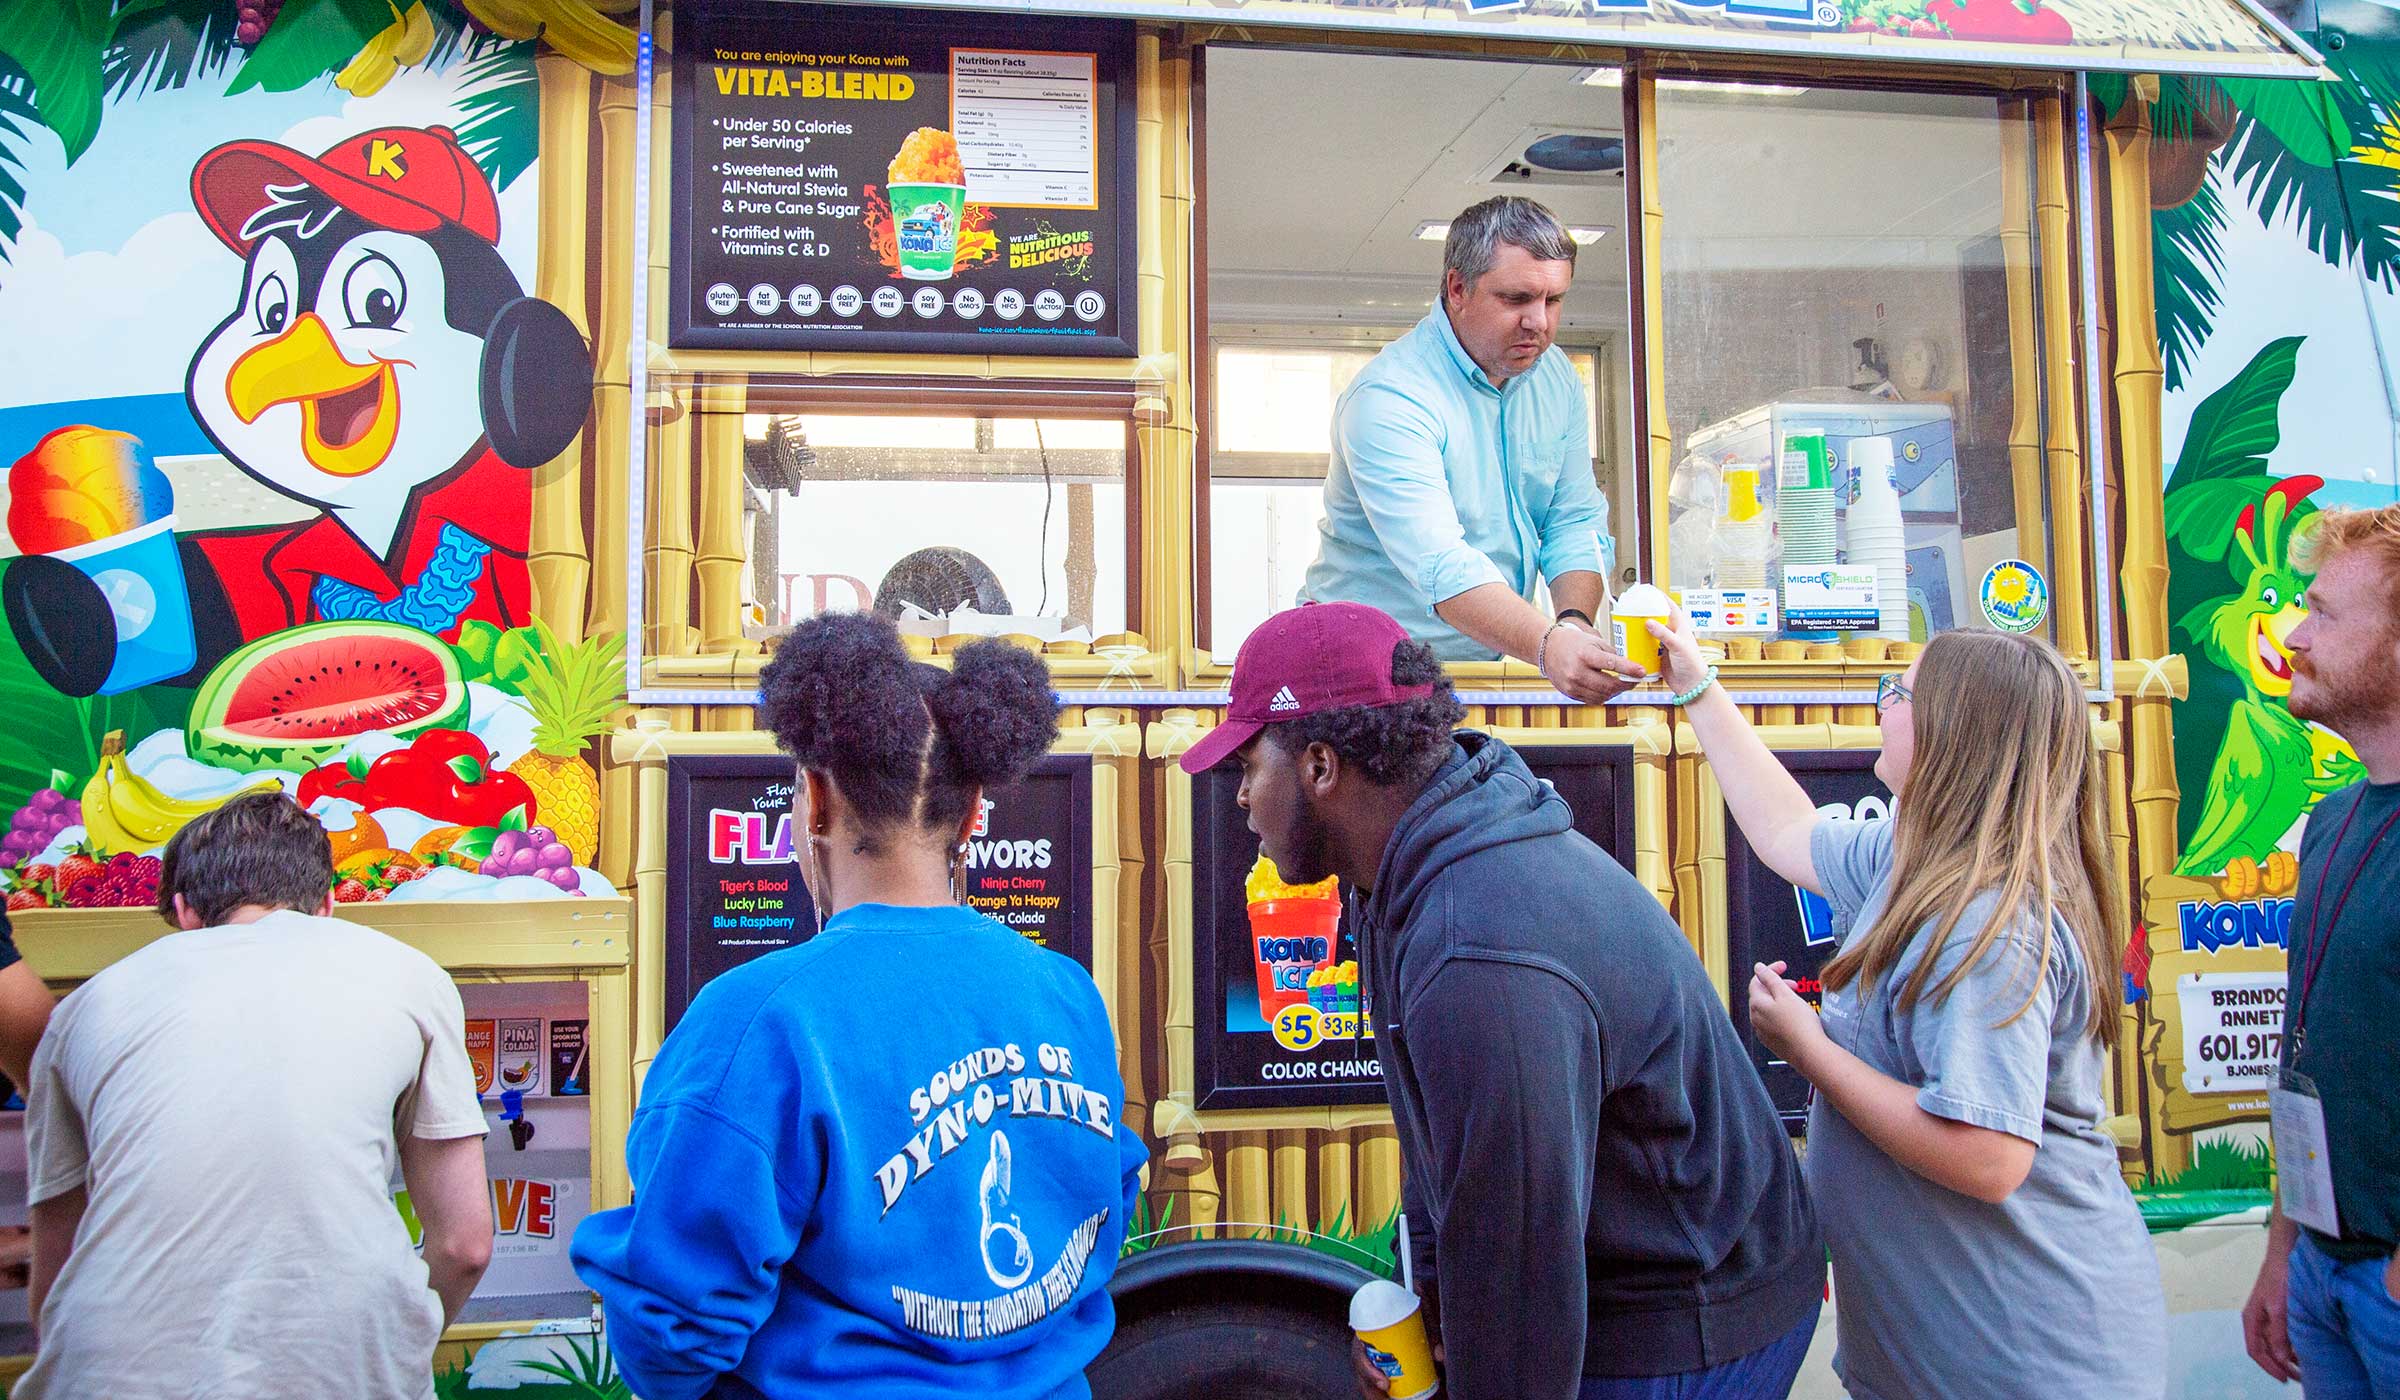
<box><xmin>480</xmin><ymin>826</ymin><xmax>581</xmax><ymax>892</ymax></box>
<box><xmin>5</xmin><ymin>788</ymin><xmax>81</xmax><ymax>866</ymax></box>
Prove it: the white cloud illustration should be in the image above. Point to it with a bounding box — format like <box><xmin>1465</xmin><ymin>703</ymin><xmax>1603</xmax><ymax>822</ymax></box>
<box><xmin>0</xmin><ymin>213</ymin><xmax>240</xmax><ymax>411</ymax></box>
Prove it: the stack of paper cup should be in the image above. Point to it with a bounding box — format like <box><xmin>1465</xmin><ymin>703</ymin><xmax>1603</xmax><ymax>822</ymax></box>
<box><xmin>1845</xmin><ymin>437</ymin><xmax>1911</xmax><ymax>639</ymax></box>
<box><xmin>1779</xmin><ymin>435</ymin><xmax>1839</xmax><ymax>642</ymax></box>
<box><xmin>1778</xmin><ymin>438</ymin><xmax>1836</xmax><ymax>568</ymax></box>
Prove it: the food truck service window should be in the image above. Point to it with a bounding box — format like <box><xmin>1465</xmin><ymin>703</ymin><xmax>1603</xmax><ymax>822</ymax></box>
<box><xmin>1198</xmin><ymin>46</ymin><xmax>1637</xmax><ymax>660</ymax></box>
<box><xmin>645</xmin><ymin>376</ymin><xmax>1135</xmax><ymax>655</ymax></box>
<box><xmin>1652</xmin><ymin>81</ymin><xmax>2072</xmax><ymax>652</ymax></box>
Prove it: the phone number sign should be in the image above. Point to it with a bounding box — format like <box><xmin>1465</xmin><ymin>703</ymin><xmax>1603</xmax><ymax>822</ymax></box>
<box><xmin>2176</xmin><ymin>970</ymin><xmax>2286</xmax><ymax>1095</ymax></box>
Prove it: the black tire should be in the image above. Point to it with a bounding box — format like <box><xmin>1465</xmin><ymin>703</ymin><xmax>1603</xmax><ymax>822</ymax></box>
<box><xmin>1087</xmin><ymin>1296</ymin><xmax>1358</xmax><ymax>1400</ymax></box>
<box><xmin>873</xmin><ymin>545</ymin><xmax>1012</xmax><ymax>619</ymax></box>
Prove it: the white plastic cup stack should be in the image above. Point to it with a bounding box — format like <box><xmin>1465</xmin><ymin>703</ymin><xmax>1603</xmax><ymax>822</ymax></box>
<box><xmin>1844</xmin><ymin>437</ymin><xmax>1911</xmax><ymax>639</ymax></box>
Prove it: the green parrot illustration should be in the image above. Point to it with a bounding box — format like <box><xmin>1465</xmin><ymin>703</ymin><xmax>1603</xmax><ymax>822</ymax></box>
<box><xmin>2173</xmin><ymin>475</ymin><xmax>2363</xmax><ymax>891</ymax></box>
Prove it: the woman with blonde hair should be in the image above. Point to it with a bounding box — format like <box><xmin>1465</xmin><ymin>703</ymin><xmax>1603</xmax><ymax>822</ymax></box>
<box><xmin>1649</xmin><ymin>613</ymin><xmax>2165</xmax><ymax>1398</ymax></box>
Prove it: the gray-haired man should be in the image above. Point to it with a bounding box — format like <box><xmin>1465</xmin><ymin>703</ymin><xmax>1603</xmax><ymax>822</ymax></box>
<box><xmin>1299</xmin><ymin>196</ymin><xmax>1641</xmax><ymax>702</ymax></box>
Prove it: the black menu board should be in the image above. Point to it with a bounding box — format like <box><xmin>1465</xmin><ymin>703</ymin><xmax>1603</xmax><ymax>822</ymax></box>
<box><xmin>1188</xmin><ymin>744</ymin><xmax>1637</xmax><ymax>1113</ymax></box>
<box><xmin>669</xmin><ymin>1</ymin><xmax>1137</xmax><ymax>356</ymax></box>
<box><xmin>1720</xmin><ymin>748</ymin><xmax>1892</xmax><ymax>1134</ymax></box>
<box><xmin>663</xmin><ymin>752</ymin><xmax>1095</xmax><ymax>1032</ymax></box>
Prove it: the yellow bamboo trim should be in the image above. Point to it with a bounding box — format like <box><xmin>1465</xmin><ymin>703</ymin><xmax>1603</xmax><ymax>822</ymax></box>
<box><xmin>646</xmin><ymin>399</ymin><xmax>696</xmax><ymax>660</ymax></box>
<box><xmin>630</xmin><ymin>737</ymin><xmax>671</xmax><ymax>1083</ymax></box>
<box><xmin>1357</xmin><ymin>1130</ymin><xmax>1402</xmax><ymax>1235</ymax></box>
<box><xmin>2102</xmin><ymin>704</ymin><xmax>2141</xmax><ymax>1131</ymax></box>
<box><xmin>693</xmin><ymin>388</ymin><xmax>748</xmax><ymax>656</ymax></box>
<box><xmin>1159</xmin><ymin>754</ymin><xmax>1199</xmax><ymax>1109</ymax></box>
<box><xmin>1147</xmin><ymin>39</ymin><xmax>1199</xmax><ymax>677</ymax></box>
<box><xmin>1318</xmin><ymin>1129</ymin><xmax>1356</xmax><ymax>1237</ymax></box>
<box><xmin>1998</xmin><ymin>99</ymin><xmax>2048</xmax><ymax>580</ymax></box>
<box><xmin>1109</xmin><ymin>722</ymin><xmax>1152</xmax><ymax>1138</ymax></box>
<box><xmin>1272</xmin><ymin>1130</ymin><xmax>1311</xmax><ymax>1233</ymax></box>
<box><xmin>646</xmin><ymin>348</ymin><xmax>1157</xmax><ymax>379</ymax></box>
<box><xmin>2106</xmin><ymin>105</ymin><xmax>2183</xmax><ymax>895</ymax></box>
<box><xmin>12</xmin><ymin>901</ymin><xmax>629</xmax><ymax>983</ymax></box>
<box><xmin>1693</xmin><ymin>755</ymin><xmax>1731</xmax><ymax>1007</ymax></box>
<box><xmin>588</xmin><ymin>965</ymin><xmax>635</xmax><ymax>1210</ymax></box>
<box><xmin>1638</xmin><ymin>72</ymin><xmax>1671</xmax><ymax>577</ymax></box>
<box><xmin>530</xmin><ymin>52</ymin><xmax>594</xmax><ymax>638</ymax></box>
<box><xmin>1196</xmin><ymin>1105</ymin><xmax>1397</xmax><ymax>1133</ymax></box>
<box><xmin>641</xmin><ymin>642</ymin><xmax>1169</xmax><ymax>689</ymax></box>
<box><xmin>587</xmin><ymin>72</ymin><xmax>638</xmax><ymax>638</ymax></box>
<box><xmin>597</xmin><ymin>736</ymin><xmax>638</xmax><ymax>886</ymax></box>
<box><xmin>1225</xmin><ymin>1131</ymin><xmax>1271</xmax><ymax>1238</ymax></box>
<box><xmin>2034</xmin><ymin>99</ymin><xmax>2091</xmax><ymax>658</ymax></box>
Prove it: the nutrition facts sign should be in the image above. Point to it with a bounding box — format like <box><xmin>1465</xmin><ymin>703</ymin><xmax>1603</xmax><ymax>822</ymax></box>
<box><xmin>668</xmin><ymin>2</ymin><xmax>1137</xmax><ymax>356</ymax></box>
<box><xmin>663</xmin><ymin>752</ymin><xmax>1095</xmax><ymax>1033</ymax></box>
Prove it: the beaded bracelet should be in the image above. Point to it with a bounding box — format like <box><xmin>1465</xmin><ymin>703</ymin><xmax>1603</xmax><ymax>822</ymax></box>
<box><xmin>1665</xmin><ymin>665</ymin><xmax>1720</xmax><ymax>707</ymax></box>
<box><xmin>1535</xmin><ymin>622</ymin><xmax>1566</xmax><ymax>676</ymax></box>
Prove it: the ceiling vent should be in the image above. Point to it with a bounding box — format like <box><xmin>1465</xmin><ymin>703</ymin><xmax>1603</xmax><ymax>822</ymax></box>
<box><xmin>1474</xmin><ymin>126</ymin><xmax>1625</xmax><ymax>187</ymax></box>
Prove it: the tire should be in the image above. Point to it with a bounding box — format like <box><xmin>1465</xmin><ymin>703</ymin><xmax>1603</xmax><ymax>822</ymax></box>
<box><xmin>873</xmin><ymin>545</ymin><xmax>1012</xmax><ymax>620</ymax></box>
<box><xmin>1087</xmin><ymin>1296</ymin><xmax>1358</xmax><ymax>1400</ymax></box>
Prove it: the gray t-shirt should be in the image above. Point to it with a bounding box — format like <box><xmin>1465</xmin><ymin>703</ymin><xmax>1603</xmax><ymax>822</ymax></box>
<box><xmin>1806</xmin><ymin>818</ymin><xmax>2164</xmax><ymax>1400</ymax></box>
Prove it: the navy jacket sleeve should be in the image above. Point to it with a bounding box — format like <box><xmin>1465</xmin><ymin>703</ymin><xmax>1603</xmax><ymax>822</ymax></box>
<box><xmin>1407</xmin><ymin>957</ymin><xmax>1601</xmax><ymax>1400</ymax></box>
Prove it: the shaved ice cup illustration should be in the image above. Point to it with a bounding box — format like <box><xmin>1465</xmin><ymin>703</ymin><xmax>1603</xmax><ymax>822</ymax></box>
<box><xmin>891</xmin><ymin>183</ymin><xmax>967</xmax><ymax>280</ymax></box>
<box><xmin>50</xmin><ymin>521</ymin><xmax>196</xmax><ymax>693</ymax></box>
<box><xmin>7</xmin><ymin>428</ymin><xmax>194</xmax><ymax>694</ymax></box>
<box><xmin>1250</xmin><ymin>900</ymin><xmax>1340</xmax><ymax>1018</ymax></box>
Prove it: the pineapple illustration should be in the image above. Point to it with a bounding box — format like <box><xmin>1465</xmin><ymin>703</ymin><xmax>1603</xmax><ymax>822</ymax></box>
<box><xmin>505</xmin><ymin>620</ymin><xmax>627</xmax><ymax>865</ymax></box>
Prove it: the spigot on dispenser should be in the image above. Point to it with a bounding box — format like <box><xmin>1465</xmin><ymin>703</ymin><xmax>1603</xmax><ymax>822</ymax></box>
<box><xmin>498</xmin><ymin>1088</ymin><xmax>536</xmax><ymax>1152</ymax></box>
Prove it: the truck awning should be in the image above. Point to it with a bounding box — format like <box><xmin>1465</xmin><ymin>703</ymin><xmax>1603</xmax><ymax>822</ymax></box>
<box><xmin>812</xmin><ymin>0</ymin><xmax>2326</xmax><ymax>80</ymax></box>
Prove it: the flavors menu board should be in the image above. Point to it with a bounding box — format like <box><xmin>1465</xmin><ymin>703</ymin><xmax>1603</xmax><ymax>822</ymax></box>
<box><xmin>1720</xmin><ymin>749</ymin><xmax>1891</xmax><ymax>1134</ymax></box>
<box><xmin>1188</xmin><ymin>745</ymin><xmax>1636</xmax><ymax>1112</ymax></box>
<box><xmin>668</xmin><ymin>2</ymin><xmax>1137</xmax><ymax>356</ymax></box>
<box><xmin>663</xmin><ymin>752</ymin><xmax>1095</xmax><ymax>1033</ymax></box>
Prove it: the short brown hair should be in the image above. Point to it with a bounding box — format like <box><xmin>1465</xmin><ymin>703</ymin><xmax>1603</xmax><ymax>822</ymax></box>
<box><xmin>2295</xmin><ymin>504</ymin><xmax>2400</xmax><ymax>614</ymax></box>
<box><xmin>156</xmin><ymin>792</ymin><xmax>333</xmax><ymax>927</ymax></box>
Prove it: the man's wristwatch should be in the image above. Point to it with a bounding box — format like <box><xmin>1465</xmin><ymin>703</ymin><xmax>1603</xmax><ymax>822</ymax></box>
<box><xmin>1556</xmin><ymin>608</ymin><xmax>1594</xmax><ymax>628</ymax></box>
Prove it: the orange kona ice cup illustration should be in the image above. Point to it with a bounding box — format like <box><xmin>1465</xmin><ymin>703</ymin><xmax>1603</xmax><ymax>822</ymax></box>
<box><xmin>1246</xmin><ymin>854</ymin><xmax>1341</xmax><ymax>1018</ymax></box>
<box><xmin>4</xmin><ymin>428</ymin><xmax>195</xmax><ymax>694</ymax></box>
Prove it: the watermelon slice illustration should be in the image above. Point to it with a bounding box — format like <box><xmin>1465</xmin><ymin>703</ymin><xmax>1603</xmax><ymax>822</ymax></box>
<box><xmin>186</xmin><ymin>620</ymin><xmax>470</xmax><ymax>774</ymax></box>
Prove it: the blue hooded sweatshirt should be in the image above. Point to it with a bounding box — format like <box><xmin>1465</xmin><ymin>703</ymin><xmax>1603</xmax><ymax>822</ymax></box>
<box><xmin>571</xmin><ymin>903</ymin><xmax>1148</xmax><ymax>1400</ymax></box>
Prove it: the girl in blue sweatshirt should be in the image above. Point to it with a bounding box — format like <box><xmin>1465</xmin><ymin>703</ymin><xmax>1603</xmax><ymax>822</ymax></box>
<box><xmin>572</xmin><ymin>616</ymin><xmax>1148</xmax><ymax>1400</ymax></box>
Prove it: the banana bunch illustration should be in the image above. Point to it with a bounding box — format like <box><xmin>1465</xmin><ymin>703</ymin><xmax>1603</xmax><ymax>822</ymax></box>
<box><xmin>80</xmin><ymin>732</ymin><xmax>281</xmax><ymax>856</ymax></box>
<box><xmin>336</xmin><ymin>1</ymin><xmax>438</xmax><ymax>98</ymax></box>
<box><xmin>458</xmin><ymin>0</ymin><xmax>639</xmax><ymax>73</ymax></box>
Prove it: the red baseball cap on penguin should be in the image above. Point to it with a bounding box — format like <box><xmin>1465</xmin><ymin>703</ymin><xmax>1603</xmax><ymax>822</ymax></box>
<box><xmin>191</xmin><ymin>125</ymin><xmax>500</xmax><ymax>255</ymax></box>
<box><xmin>1179</xmin><ymin>601</ymin><xmax>1435</xmax><ymax>774</ymax></box>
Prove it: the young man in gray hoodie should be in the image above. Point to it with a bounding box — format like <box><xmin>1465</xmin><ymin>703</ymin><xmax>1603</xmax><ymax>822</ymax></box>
<box><xmin>1181</xmin><ymin>601</ymin><xmax>1822</xmax><ymax>1400</ymax></box>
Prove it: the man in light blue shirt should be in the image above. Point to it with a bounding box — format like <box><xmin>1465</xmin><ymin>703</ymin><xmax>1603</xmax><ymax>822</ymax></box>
<box><xmin>1302</xmin><ymin>197</ymin><xmax>1642</xmax><ymax>702</ymax></box>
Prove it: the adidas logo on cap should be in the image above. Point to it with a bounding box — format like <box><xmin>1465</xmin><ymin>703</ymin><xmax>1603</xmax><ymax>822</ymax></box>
<box><xmin>1268</xmin><ymin>685</ymin><xmax>1301</xmax><ymax>713</ymax></box>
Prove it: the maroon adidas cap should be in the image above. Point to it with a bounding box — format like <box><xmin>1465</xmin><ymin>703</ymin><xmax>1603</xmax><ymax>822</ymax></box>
<box><xmin>1179</xmin><ymin>601</ymin><xmax>1434</xmax><ymax>773</ymax></box>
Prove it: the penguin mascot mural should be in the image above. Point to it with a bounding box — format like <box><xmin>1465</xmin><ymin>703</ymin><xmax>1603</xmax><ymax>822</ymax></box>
<box><xmin>2</xmin><ymin>125</ymin><xmax>589</xmax><ymax>698</ymax></box>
